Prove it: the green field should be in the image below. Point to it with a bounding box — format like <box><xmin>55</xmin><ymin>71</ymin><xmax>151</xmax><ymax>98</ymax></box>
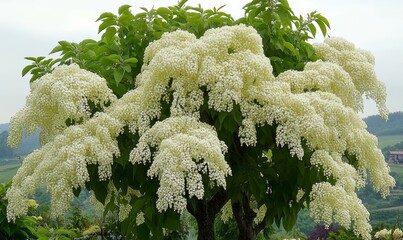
<box><xmin>0</xmin><ymin>161</ymin><xmax>20</xmax><ymax>182</ymax></box>
<box><xmin>377</xmin><ymin>134</ymin><xmax>403</xmax><ymax>148</ymax></box>
<box><xmin>391</xmin><ymin>165</ymin><xmax>403</xmax><ymax>175</ymax></box>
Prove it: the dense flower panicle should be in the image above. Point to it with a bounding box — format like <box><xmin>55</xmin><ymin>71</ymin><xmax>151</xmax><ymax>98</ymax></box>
<box><xmin>6</xmin><ymin>113</ymin><xmax>123</xmax><ymax>221</ymax></box>
<box><xmin>220</xmin><ymin>201</ymin><xmax>233</xmax><ymax>223</ymax></box>
<box><xmin>313</xmin><ymin>37</ymin><xmax>388</xmax><ymax>119</ymax></box>
<box><xmin>393</xmin><ymin>228</ymin><xmax>403</xmax><ymax>240</ymax></box>
<box><xmin>310</xmin><ymin>151</ymin><xmax>360</xmax><ymax>193</ymax></box>
<box><xmin>82</xmin><ymin>225</ymin><xmax>101</xmax><ymax>236</ymax></box>
<box><xmin>309</xmin><ymin>182</ymin><xmax>371</xmax><ymax>239</ymax></box>
<box><xmin>8</xmin><ymin>64</ymin><xmax>117</xmax><ymax>147</ymax></box>
<box><xmin>124</xmin><ymin>25</ymin><xmax>274</xmax><ymax>134</ymax></box>
<box><xmin>136</xmin><ymin>212</ymin><xmax>145</xmax><ymax>226</ymax></box>
<box><xmin>130</xmin><ymin>116</ymin><xmax>231</xmax><ymax>213</ymax></box>
<box><xmin>375</xmin><ymin>229</ymin><xmax>392</xmax><ymax>239</ymax></box>
<box><xmin>276</xmin><ymin>61</ymin><xmax>363</xmax><ymax>111</ymax></box>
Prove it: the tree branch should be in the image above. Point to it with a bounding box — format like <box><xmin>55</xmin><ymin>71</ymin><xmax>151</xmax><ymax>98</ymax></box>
<box><xmin>208</xmin><ymin>187</ymin><xmax>229</xmax><ymax>216</ymax></box>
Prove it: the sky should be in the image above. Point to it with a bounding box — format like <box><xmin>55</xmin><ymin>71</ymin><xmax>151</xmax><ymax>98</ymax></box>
<box><xmin>0</xmin><ymin>0</ymin><xmax>402</xmax><ymax>124</ymax></box>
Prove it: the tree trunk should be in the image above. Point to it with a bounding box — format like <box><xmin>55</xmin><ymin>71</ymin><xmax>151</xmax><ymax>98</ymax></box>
<box><xmin>187</xmin><ymin>188</ymin><xmax>229</xmax><ymax>240</ymax></box>
<box><xmin>232</xmin><ymin>201</ymin><xmax>256</xmax><ymax>240</ymax></box>
<box><xmin>195</xmin><ymin>208</ymin><xmax>215</xmax><ymax>240</ymax></box>
<box><xmin>232</xmin><ymin>194</ymin><xmax>266</xmax><ymax>240</ymax></box>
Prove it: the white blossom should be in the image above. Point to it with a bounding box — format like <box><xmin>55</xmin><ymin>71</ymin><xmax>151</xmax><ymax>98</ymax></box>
<box><xmin>313</xmin><ymin>37</ymin><xmax>388</xmax><ymax>119</ymax></box>
<box><xmin>8</xmin><ymin>64</ymin><xmax>116</xmax><ymax>147</ymax></box>
<box><xmin>130</xmin><ymin>116</ymin><xmax>231</xmax><ymax>213</ymax></box>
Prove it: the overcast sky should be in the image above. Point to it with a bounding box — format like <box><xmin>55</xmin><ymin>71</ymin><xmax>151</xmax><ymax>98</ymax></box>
<box><xmin>0</xmin><ymin>0</ymin><xmax>402</xmax><ymax>124</ymax></box>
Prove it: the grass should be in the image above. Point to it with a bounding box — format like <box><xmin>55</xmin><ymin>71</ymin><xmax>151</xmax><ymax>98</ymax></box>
<box><xmin>391</xmin><ymin>165</ymin><xmax>403</xmax><ymax>175</ymax></box>
<box><xmin>377</xmin><ymin>134</ymin><xmax>403</xmax><ymax>148</ymax></box>
<box><xmin>0</xmin><ymin>160</ymin><xmax>20</xmax><ymax>182</ymax></box>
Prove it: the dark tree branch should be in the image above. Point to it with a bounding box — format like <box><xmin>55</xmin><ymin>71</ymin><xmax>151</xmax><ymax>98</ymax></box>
<box><xmin>242</xmin><ymin>194</ymin><xmax>257</xmax><ymax>222</ymax></box>
<box><xmin>186</xmin><ymin>201</ymin><xmax>196</xmax><ymax>216</ymax></box>
<box><xmin>232</xmin><ymin>195</ymin><xmax>256</xmax><ymax>240</ymax></box>
<box><xmin>254</xmin><ymin>220</ymin><xmax>267</xmax><ymax>235</ymax></box>
<box><xmin>208</xmin><ymin>187</ymin><xmax>229</xmax><ymax>216</ymax></box>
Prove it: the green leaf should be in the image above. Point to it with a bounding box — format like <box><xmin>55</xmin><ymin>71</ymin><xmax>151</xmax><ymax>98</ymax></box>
<box><xmin>162</xmin><ymin>210</ymin><xmax>181</xmax><ymax>230</ymax></box>
<box><xmin>83</xmin><ymin>50</ymin><xmax>96</xmax><ymax>59</ymax></box>
<box><xmin>24</xmin><ymin>56</ymin><xmax>37</xmax><ymax>62</ymax></box>
<box><xmin>137</xmin><ymin>224</ymin><xmax>150</xmax><ymax>239</ymax></box>
<box><xmin>218</xmin><ymin>112</ymin><xmax>228</xmax><ymax>130</ymax></box>
<box><xmin>123</xmin><ymin>64</ymin><xmax>131</xmax><ymax>72</ymax></box>
<box><xmin>102</xmin><ymin>27</ymin><xmax>117</xmax><ymax>43</ymax></box>
<box><xmin>269</xmin><ymin>56</ymin><xmax>283</xmax><ymax>63</ymax></box>
<box><xmin>283</xmin><ymin>42</ymin><xmax>296</xmax><ymax>54</ymax></box>
<box><xmin>315</xmin><ymin>13</ymin><xmax>330</xmax><ymax>28</ymax></box>
<box><xmin>49</xmin><ymin>45</ymin><xmax>64</xmax><ymax>54</ymax></box>
<box><xmin>282</xmin><ymin>213</ymin><xmax>297</xmax><ymax>231</ymax></box>
<box><xmin>118</xmin><ymin>4</ymin><xmax>131</xmax><ymax>15</ymax></box>
<box><xmin>124</xmin><ymin>57</ymin><xmax>138</xmax><ymax>64</ymax></box>
<box><xmin>96</xmin><ymin>12</ymin><xmax>116</xmax><ymax>22</ymax></box>
<box><xmin>114</xmin><ymin>68</ymin><xmax>124</xmax><ymax>85</ymax></box>
<box><xmin>22</xmin><ymin>65</ymin><xmax>36</xmax><ymax>77</ymax></box>
<box><xmin>316</xmin><ymin>19</ymin><xmax>327</xmax><ymax>37</ymax></box>
<box><xmin>105</xmin><ymin>54</ymin><xmax>121</xmax><ymax>63</ymax></box>
<box><xmin>307</xmin><ymin>23</ymin><xmax>316</xmax><ymax>37</ymax></box>
<box><xmin>98</xmin><ymin>19</ymin><xmax>116</xmax><ymax>33</ymax></box>
<box><xmin>58</xmin><ymin>41</ymin><xmax>72</xmax><ymax>49</ymax></box>
<box><xmin>156</xmin><ymin>7</ymin><xmax>172</xmax><ymax>16</ymax></box>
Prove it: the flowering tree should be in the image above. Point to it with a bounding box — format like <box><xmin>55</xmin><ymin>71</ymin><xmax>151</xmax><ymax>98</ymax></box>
<box><xmin>6</xmin><ymin>1</ymin><xmax>395</xmax><ymax>239</ymax></box>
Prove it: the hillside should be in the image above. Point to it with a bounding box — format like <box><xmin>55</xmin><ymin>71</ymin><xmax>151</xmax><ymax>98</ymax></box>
<box><xmin>0</xmin><ymin>123</ymin><xmax>8</xmax><ymax>133</ymax></box>
<box><xmin>364</xmin><ymin>111</ymin><xmax>403</xmax><ymax>136</ymax></box>
<box><xmin>0</xmin><ymin>125</ymin><xmax>40</xmax><ymax>159</ymax></box>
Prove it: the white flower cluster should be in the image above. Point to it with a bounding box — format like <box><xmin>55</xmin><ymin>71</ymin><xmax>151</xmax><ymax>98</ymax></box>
<box><xmin>130</xmin><ymin>116</ymin><xmax>231</xmax><ymax>213</ymax></box>
<box><xmin>375</xmin><ymin>229</ymin><xmax>392</xmax><ymax>239</ymax></box>
<box><xmin>276</xmin><ymin>60</ymin><xmax>362</xmax><ymax>111</ymax></box>
<box><xmin>309</xmin><ymin>182</ymin><xmax>371</xmax><ymax>239</ymax></box>
<box><xmin>6</xmin><ymin>112</ymin><xmax>123</xmax><ymax>221</ymax></box>
<box><xmin>313</xmin><ymin>37</ymin><xmax>388</xmax><ymax>119</ymax></box>
<box><xmin>8</xmin><ymin>64</ymin><xmax>116</xmax><ymax>147</ymax></box>
<box><xmin>393</xmin><ymin>228</ymin><xmax>403</xmax><ymax>240</ymax></box>
<box><xmin>374</xmin><ymin>228</ymin><xmax>403</xmax><ymax>240</ymax></box>
<box><xmin>136</xmin><ymin>211</ymin><xmax>145</xmax><ymax>226</ymax></box>
<box><xmin>220</xmin><ymin>200</ymin><xmax>233</xmax><ymax>223</ymax></box>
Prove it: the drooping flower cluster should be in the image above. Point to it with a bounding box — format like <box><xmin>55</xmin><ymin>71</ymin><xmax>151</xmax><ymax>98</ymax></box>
<box><xmin>6</xmin><ymin>112</ymin><xmax>123</xmax><ymax>221</ymax></box>
<box><xmin>276</xmin><ymin>60</ymin><xmax>362</xmax><ymax>111</ymax></box>
<box><xmin>393</xmin><ymin>228</ymin><xmax>403</xmax><ymax>240</ymax></box>
<box><xmin>130</xmin><ymin>116</ymin><xmax>231</xmax><ymax>213</ymax></box>
<box><xmin>309</xmin><ymin>182</ymin><xmax>371</xmax><ymax>239</ymax></box>
<box><xmin>8</xmin><ymin>64</ymin><xmax>117</xmax><ymax>147</ymax></box>
<box><xmin>313</xmin><ymin>37</ymin><xmax>388</xmax><ymax>119</ymax></box>
<box><xmin>375</xmin><ymin>229</ymin><xmax>392</xmax><ymax>240</ymax></box>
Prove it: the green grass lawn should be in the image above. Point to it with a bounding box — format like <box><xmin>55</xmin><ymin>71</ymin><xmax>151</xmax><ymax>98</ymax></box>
<box><xmin>377</xmin><ymin>134</ymin><xmax>403</xmax><ymax>148</ymax></box>
<box><xmin>0</xmin><ymin>161</ymin><xmax>20</xmax><ymax>182</ymax></box>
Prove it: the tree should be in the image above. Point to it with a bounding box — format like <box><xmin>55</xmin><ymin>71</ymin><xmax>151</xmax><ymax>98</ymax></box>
<box><xmin>5</xmin><ymin>1</ymin><xmax>395</xmax><ymax>240</ymax></box>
